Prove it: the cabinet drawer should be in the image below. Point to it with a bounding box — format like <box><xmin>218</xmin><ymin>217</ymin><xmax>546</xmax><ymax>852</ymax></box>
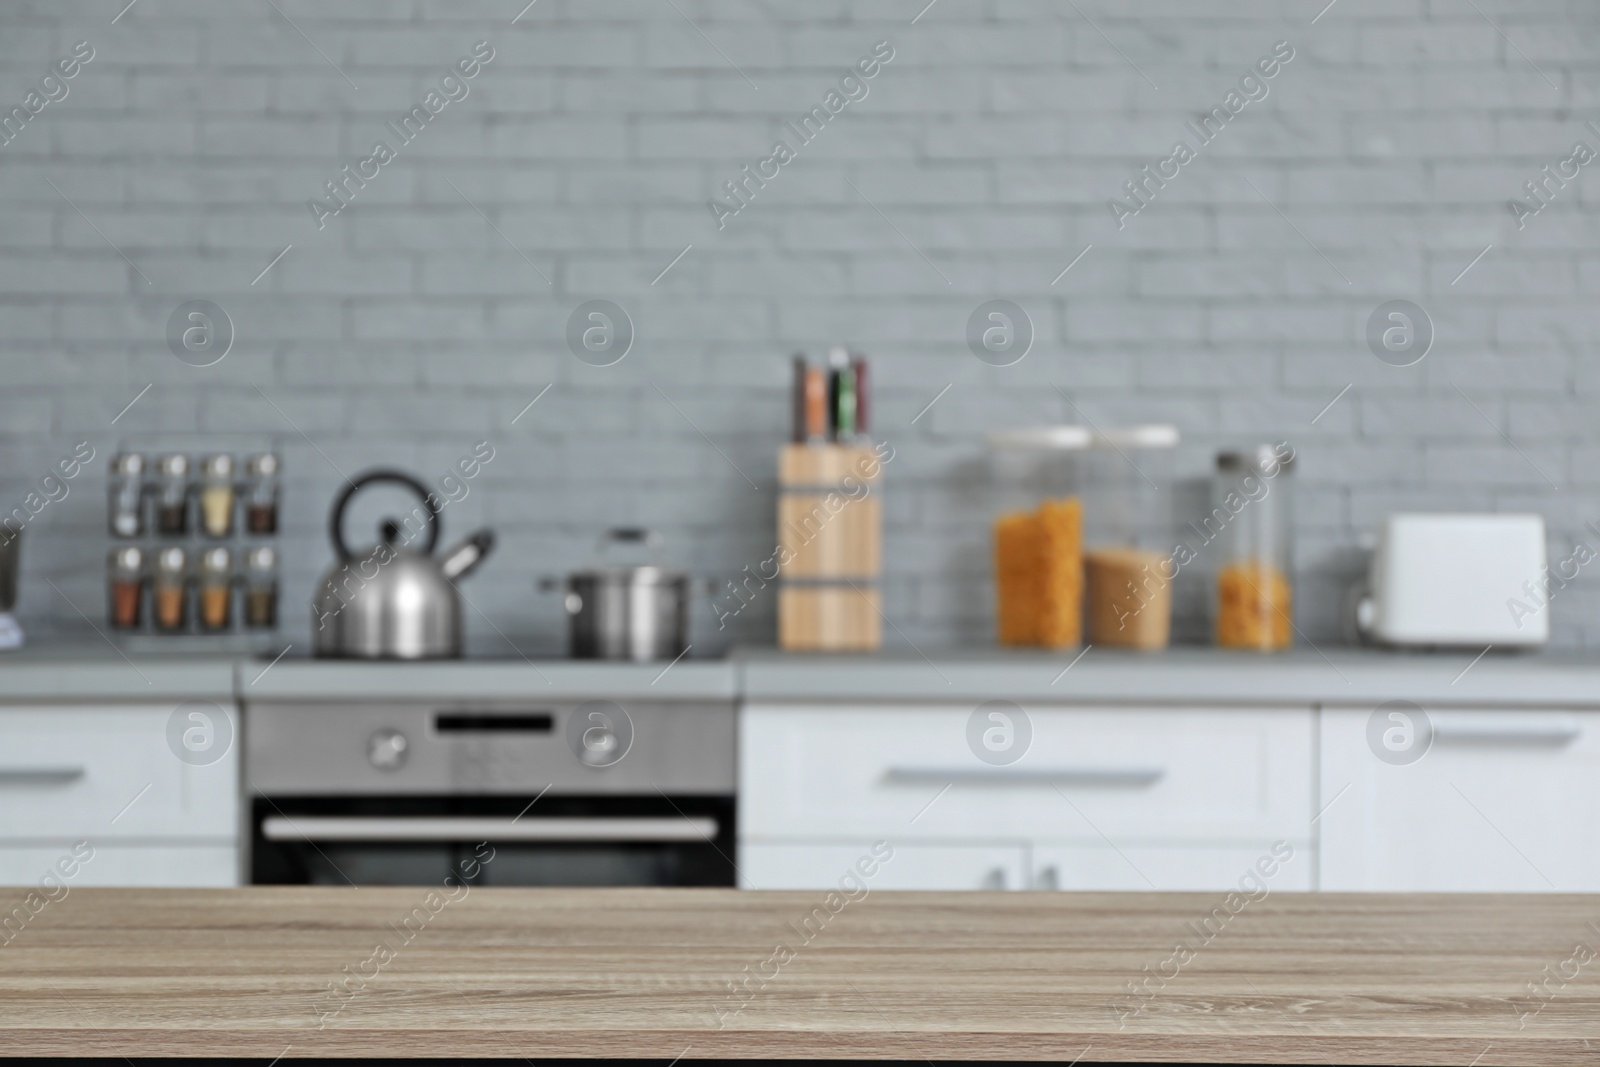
<box><xmin>0</xmin><ymin>844</ymin><xmax>238</xmax><ymax>888</ymax></box>
<box><xmin>740</xmin><ymin>841</ymin><xmax>1027</xmax><ymax>891</ymax></box>
<box><xmin>741</xmin><ymin>704</ymin><xmax>1312</xmax><ymax>843</ymax></box>
<box><xmin>1320</xmin><ymin>707</ymin><xmax>1600</xmax><ymax>891</ymax></box>
<box><xmin>0</xmin><ymin>706</ymin><xmax>238</xmax><ymax>841</ymax></box>
<box><xmin>1033</xmin><ymin>841</ymin><xmax>1311</xmax><ymax>892</ymax></box>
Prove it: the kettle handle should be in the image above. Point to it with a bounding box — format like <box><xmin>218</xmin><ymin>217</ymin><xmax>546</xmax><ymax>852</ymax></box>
<box><xmin>328</xmin><ymin>470</ymin><xmax>440</xmax><ymax>560</ymax></box>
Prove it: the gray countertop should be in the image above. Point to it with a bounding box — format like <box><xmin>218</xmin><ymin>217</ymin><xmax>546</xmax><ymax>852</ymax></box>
<box><xmin>0</xmin><ymin>640</ymin><xmax>1596</xmax><ymax>708</ymax></box>
<box><xmin>734</xmin><ymin>647</ymin><xmax>1600</xmax><ymax>707</ymax></box>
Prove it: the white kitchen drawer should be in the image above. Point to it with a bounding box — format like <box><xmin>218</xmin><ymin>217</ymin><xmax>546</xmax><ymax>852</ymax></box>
<box><xmin>740</xmin><ymin>840</ymin><xmax>1027</xmax><ymax>891</ymax></box>
<box><xmin>1320</xmin><ymin>707</ymin><xmax>1600</xmax><ymax>891</ymax></box>
<box><xmin>0</xmin><ymin>844</ymin><xmax>238</xmax><ymax>887</ymax></box>
<box><xmin>741</xmin><ymin>704</ymin><xmax>1313</xmax><ymax>843</ymax></box>
<box><xmin>0</xmin><ymin>705</ymin><xmax>238</xmax><ymax>841</ymax></box>
<box><xmin>1032</xmin><ymin>841</ymin><xmax>1311</xmax><ymax>892</ymax></box>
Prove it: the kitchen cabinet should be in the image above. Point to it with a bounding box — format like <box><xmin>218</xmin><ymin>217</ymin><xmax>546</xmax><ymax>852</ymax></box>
<box><xmin>740</xmin><ymin>841</ymin><xmax>1028</xmax><ymax>891</ymax></box>
<box><xmin>740</xmin><ymin>703</ymin><xmax>1314</xmax><ymax>891</ymax></box>
<box><xmin>0</xmin><ymin>845</ymin><xmax>236</xmax><ymax>888</ymax></box>
<box><xmin>1319</xmin><ymin>707</ymin><xmax>1600</xmax><ymax>891</ymax></box>
<box><xmin>0</xmin><ymin>704</ymin><xmax>239</xmax><ymax>887</ymax></box>
<box><xmin>1030</xmin><ymin>842</ymin><xmax>1311</xmax><ymax>891</ymax></box>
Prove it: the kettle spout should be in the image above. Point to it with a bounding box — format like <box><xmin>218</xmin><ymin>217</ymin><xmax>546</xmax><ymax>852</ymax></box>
<box><xmin>440</xmin><ymin>530</ymin><xmax>495</xmax><ymax>581</ymax></box>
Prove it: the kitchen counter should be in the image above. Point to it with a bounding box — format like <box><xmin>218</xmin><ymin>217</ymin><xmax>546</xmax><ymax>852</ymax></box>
<box><xmin>736</xmin><ymin>646</ymin><xmax>1600</xmax><ymax>706</ymax></box>
<box><xmin>241</xmin><ymin>658</ymin><xmax>737</xmax><ymax>702</ymax></box>
<box><xmin>0</xmin><ymin>645</ymin><xmax>235</xmax><ymax>701</ymax></box>
<box><xmin>3</xmin><ymin>639</ymin><xmax>1600</xmax><ymax>707</ymax></box>
<box><xmin>3</xmin><ymin>887</ymin><xmax>1594</xmax><ymax>1064</ymax></box>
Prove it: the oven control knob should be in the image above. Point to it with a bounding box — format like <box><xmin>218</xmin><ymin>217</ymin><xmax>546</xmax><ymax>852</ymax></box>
<box><xmin>368</xmin><ymin>729</ymin><xmax>408</xmax><ymax>771</ymax></box>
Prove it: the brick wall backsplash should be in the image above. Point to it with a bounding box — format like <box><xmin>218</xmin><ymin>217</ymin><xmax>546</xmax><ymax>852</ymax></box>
<box><xmin>0</xmin><ymin>0</ymin><xmax>1595</xmax><ymax>654</ymax></box>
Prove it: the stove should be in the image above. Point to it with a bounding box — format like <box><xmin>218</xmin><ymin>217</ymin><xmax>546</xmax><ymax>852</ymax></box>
<box><xmin>243</xmin><ymin>660</ymin><xmax>736</xmax><ymax>887</ymax></box>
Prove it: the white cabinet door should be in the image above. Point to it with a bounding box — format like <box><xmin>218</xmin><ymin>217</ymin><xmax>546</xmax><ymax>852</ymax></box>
<box><xmin>740</xmin><ymin>841</ymin><xmax>1028</xmax><ymax>891</ymax></box>
<box><xmin>741</xmin><ymin>704</ymin><xmax>1313</xmax><ymax>845</ymax></box>
<box><xmin>0</xmin><ymin>844</ymin><xmax>237</xmax><ymax>889</ymax></box>
<box><xmin>0</xmin><ymin>705</ymin><xmax>237</xmax><ymax>841</ymax></box>
<box><xmin>1320</xmin><ymin>707</ymin><xmax>1600</xmax><ymax>891</ymax></box>
<box><xmin>1032</xmin><ymin>841</ymin><xmax>1311</xmax><ymax>892</ymax></box>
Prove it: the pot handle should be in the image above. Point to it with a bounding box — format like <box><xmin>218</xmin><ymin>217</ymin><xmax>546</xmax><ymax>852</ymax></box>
<box><xmin>596</xmin><ymin>527</ymin><xmax>663</xmax><ymax>561</ymax></box>
<box><xmin>328</xmin><ymin>470</ymin><xmax>440</xmax><ymax>561</ymax></box>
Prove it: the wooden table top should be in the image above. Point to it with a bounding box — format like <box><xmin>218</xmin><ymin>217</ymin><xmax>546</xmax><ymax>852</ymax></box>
<box><xmin>2</xmin><ymin>887</ymin><xmax>1597</xmax><ymax>1063</ymax></box>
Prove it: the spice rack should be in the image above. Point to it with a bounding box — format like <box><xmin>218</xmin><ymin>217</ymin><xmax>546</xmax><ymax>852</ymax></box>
<box><xmin>107</xmin><ymin>437</ymin><xmax>282</xmax><ymax>651</ymax></box>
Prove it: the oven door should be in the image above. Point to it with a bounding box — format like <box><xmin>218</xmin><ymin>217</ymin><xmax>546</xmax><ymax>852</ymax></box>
<box><xmin>251</xmin><ymin>794</ymin><xmax>735</xmax><ymax>887</ymax></box>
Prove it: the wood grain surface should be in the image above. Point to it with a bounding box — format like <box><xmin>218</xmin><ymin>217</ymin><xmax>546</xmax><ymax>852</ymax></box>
<box><xmin>1</xmin><ymin>887</ymin><xmax>1597</xmax><ymax>1063</ymax></box>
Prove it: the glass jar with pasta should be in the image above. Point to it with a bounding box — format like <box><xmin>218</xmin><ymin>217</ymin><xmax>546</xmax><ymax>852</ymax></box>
<box><xmin>1213</xmin><ymin>444</ymin><xmax>1296</xmax><ymax>651</ymax></box>
<box><xmin>986</xmin><ymin>427</ymin><xmax>1090</xmax><ymax>650</ymax></box>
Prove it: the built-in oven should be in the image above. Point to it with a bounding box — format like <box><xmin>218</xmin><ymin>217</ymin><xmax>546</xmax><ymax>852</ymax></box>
<box><xmin>245</xmin><ymin>696</ymin><xmax>736</xmax><ymax>887</ymax></box>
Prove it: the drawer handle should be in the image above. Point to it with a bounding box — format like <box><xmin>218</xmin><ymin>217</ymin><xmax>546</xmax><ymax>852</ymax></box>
<box><xmin>260</xmin><ymin>815</ymin><xmax>718</xmax><ymax>844</ymax></box>
<box><xmin>884</xmin><ymin>767</ymin><xmax>1165</xmax><ymax>787</ymax></box>
<box><xmin>1433</xmin><ymin>719</ymin><xmax>1581</xmax><ymax>746</ymax></box>
<box><xmin>0</xmin><ymin>766</ymin><xmax>86</xmax><ymax>785</ymax></box>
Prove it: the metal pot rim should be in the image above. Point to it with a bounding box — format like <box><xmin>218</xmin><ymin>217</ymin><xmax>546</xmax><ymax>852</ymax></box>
<box><xmin>569</xmin><ymin>565</ymin><xmax>688</xmax><ymax>585</ymax></box>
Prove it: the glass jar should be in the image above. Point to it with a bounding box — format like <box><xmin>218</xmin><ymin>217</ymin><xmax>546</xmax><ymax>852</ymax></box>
<box><xmin>1082</xmin><ymin>425</ymin><xmax>1178</xmax><ymax>650</ymax></box>
<box><xmin>243</xmin><ymin>453</ymin><xmax>280</xmax><ymax>534</ymax></box>
<box><xmin>154</xmin><ymin>454</ymin><xmax>190</xmax><ymax>537</ymax></box>
<box><xmin>1214</xmin><ymin>444</ymin><xmax>1295</xmax><ymax>651</ymax></box>
<box><xmin>108</xmin><ymin>453</ymin><xmax>145</xmax><ymax>539</ymax></box>
<box><xmin>107</xmin><ymin>547</ymin><xmax>144</xmax><ymax>629</ymax></box>
<box><xmin>198</xmin><ymin>454</ymin><xmax>235</xmax><ymax>538</ymax></box>
<box><xmin>242</xmin><ymin>546</ymin><xmax>278</xmax><ymax>629</ymax></box>
<box><xmin>152</xmin><ymin>546</ymin><xmax>188</xmax><ymax>633</ymax></box>
<box><xmin>986</xmin><ymin>427</ymin><xmax>1090</xmax><ymax>649</ymax></box>
<box><xmin>198</xmin><ymin>547</ymin><xmax>233</xmax><ymax>631</ymax></box>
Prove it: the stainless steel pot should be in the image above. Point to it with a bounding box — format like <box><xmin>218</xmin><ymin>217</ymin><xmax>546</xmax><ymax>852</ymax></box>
<box><xmin>0</xmin><ymin>530</ymin><xmax>17</xmax><ymax>615</ymax></box>
<box><xmin>0</xmin><ymin>529</ymin><xmax>21</xmax><ymax>650</ymax></box>
<box><xmin>312</xmin><ymin>470</ymin><xmax>493</xmax><ymax>660</ymax></box>
<box><xmin>563</xmin><ymin>529</ymin><xmax>690</xmax><ymax>662</ymax></box>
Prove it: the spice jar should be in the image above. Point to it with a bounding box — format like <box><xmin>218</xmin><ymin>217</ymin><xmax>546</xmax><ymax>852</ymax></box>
<box><xmin>243</xmin><ymin>453</ymin><xmax>280</xmax><ymax>534</ymax></box>
<box><xmin>1082</xmin><ymin>425</ymin><xmax>1178</xmax><ymax>650</ymax></box>
<box><xmin>152</xmin><ymin>547</ymin><xmax>189</xmax><ymax>633</ymax></box>
<box><xmin>1213</xmin><ymin>444</ymin><xmax>1295</xmax><ymax>651</ymax></box>
<box><xmin>242</xmin><ymin>546</ymin><xmax>278</xmax><ymax>629</ymax></box>
<box><xmin>108</xmin><ymin>453</ymin><xmax>146</xmax><ymax>539</ymax></box>
<box><xmin>986</xmin><ymin>427</ymin><xmax>1090</xmax><ymax>649</ymax></box>
<box><xmin>198</xmin><ymin>547</ymin><xmax>233</xmax><ymax>632</ymax></box>
<box><xmin>107</xmin><ymin>547</ymin><xmax>145</xmax><ymax>629</ymax></box>
<box><xmin>198</xmin><ymin>454</ymin><xmax>236</xmax><ymax>538</ymax></box>
<box><xmin>155</xmin><ymin>454</ymin><xmax>191</xmax><ymax>536</ymax></box>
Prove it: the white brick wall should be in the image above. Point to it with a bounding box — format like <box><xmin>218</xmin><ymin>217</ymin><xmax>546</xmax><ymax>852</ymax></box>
<box><xmin>0</xmin><ymin>0</ymin><xmax>1596</xmax><ymax>651</ymax></box>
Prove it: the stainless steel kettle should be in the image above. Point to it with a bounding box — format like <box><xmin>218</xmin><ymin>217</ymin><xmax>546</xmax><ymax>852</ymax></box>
<box><xmin>312</xmin><ymin>470</ymin><xmax>494</xmax><ymax>659</ymax></box>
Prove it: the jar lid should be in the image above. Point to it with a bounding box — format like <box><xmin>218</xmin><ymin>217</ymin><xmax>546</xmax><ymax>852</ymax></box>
<box><xmin>111</xmin><ymin>452</ymin><xmax>145</xmax><ymax>476</ymax></box>
<box><xmin>201</xmin><ymin>453</ymin><xmax>234</xmax><ymax>479</ymax></box>
<box><xmin>155</xmin><ymin>546</ymin><xmax>188</xmax><ymax>572</ymax></box>
<box><xmin>157</xmin><ymin>454</ymin><xmax>189</xmax><ymax>477</ymax></box>
<box><xmin>986</xmin><ymin>426</ymin><xmax>1093</xmax><ymax>452</ymax></box>
<box><xmin>245</xmin><ymin>546</ymin><xmax>277</xmax><ymax>570</ymax></box>
<box><xmin>1095</xmin><ymin>425</ymin><xmax>1179</xmax><ymax>450</ymax></box>
<box><xmin>1218</xmin><ymin>444</ymin><xmax>1295</xmax><ymax>476</ymax></box>
<box><xmin>200</xmin><ymin>547</ymin><xmax>232</xmax><ymax>573</ymax></box>
<box><xmin>109</xmin><ymin>546</ymin><xmax>143</xmax><ymax>570</ymax></box>
<box><xmin>246</xmin><ymin>453</ymin><xmax>279</xmax><ymax>477</ymax></box>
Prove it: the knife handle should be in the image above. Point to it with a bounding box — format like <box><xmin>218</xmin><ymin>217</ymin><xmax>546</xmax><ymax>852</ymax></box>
<box><xmin>790</xmin><ymin>353</ymin><xmax>808</xmax><ymax>444</ymax></box>
<box><xmin>804</xmin><ymin>368</ymin><xmax>827</xmax><ymax>443</ymax></box>
<box><xmin>852</xmin><ymin>355</ymin><xmax>869</xmax><ymax>440</ymax></box>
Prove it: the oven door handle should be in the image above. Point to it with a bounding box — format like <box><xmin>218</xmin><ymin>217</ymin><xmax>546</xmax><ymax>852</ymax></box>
<box><xmin>259</xmin><ymin>815</ymin><xmax>718</xmax><ymax>843</ymax></box>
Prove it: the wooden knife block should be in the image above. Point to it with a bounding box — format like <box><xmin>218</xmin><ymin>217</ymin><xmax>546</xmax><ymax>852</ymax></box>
<box><xmin>777</xmin><ymin>444</ymin><xmax>882</xmax><ymax>651</ymax></box>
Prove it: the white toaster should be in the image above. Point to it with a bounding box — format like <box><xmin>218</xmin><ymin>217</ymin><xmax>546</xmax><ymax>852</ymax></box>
<box><xmin>1355</xmin><ymin>513</ymin><xmax>1549</xmax><ymax>648</ymax></box>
